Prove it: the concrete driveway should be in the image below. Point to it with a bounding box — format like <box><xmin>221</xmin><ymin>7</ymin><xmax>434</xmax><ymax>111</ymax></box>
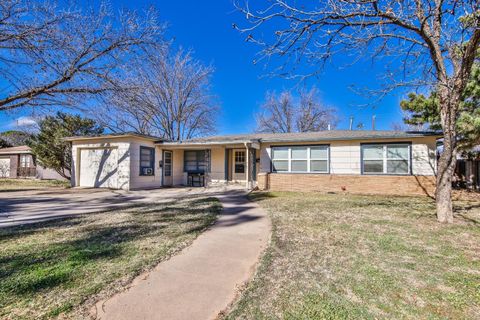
<box><xmin>0</xmin><ymin>187</ymin><xmax>227</xmax><ymax>228</ymax></box>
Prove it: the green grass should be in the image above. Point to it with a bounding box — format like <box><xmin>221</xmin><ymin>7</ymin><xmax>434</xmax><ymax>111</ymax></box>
<box><xmin>0</xmin><ymin>178</ymin><xmax>70</xmax><ymax>191</ymax></box>
<box><xmin>0</xmin><ymin>196</ymin><xmax>221</xmax><ymax>319</ymax></box>
<box><xmin>226</xmin><ymin>192</ymin><xmax>480</xmax><ymax>320</ymax></box>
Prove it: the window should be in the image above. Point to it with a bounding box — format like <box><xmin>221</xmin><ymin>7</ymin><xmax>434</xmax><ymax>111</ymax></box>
<box><xmin>184</xmin><ymin>150</ymin><xmax>210</xmax><ymax>173</ymax></box>
<box><xmin>20</xmin><ymin>155</ymin><xmax>31</xmax><ymax>168</ymax></box>
<box><xmin>234</xmin><ymin>150</ymin><xmax>245</xmax><ymax>173</ymax></box>
<box><xmin>140</xmin><ymin>147</ymin><xmax>155</xmax><ymax>176</ymax></box>
<box><xmin>362</xmin><ymin>143</ymin><xmax>411</xmax><ymax>175</ymax></box>
<box><xmin>271</xmin><ymin>145</ymin><xmax>329</xmax><ymax>173</ymax></box>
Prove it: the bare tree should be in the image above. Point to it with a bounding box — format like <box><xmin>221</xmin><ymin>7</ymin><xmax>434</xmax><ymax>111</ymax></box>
<box><xmin>256</xmin><ymin>90</ymin><xmax>295</xmax><ymax>133</ymax></box>
<box><xmin>256</xmin><ymin>87</ymin><xmax>337</xmax><ymax>133</ymax></box>
<box><xmin>96</xmin><ymin>48</ymin><xmax>218</xmax><ymax>140</ymax></box>
<box><xmin>297</xmin><ymin>88</ymin><xmax>338</xmax><ymax>132</ymax></box>
<box><xmin>0</xmin><ymin>0</ymin><xmax>163</xmax><ymax>111</ymax></box>
<box><xmin>235</xmin><ymin>0</ymin><xmax>480</xmax><ymax>223</ymax></box>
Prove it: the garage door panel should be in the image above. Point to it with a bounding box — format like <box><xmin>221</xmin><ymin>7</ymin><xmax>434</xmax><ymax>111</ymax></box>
<box><xmin>0</xmin><ymin>158</ymin><xmax>10</xmax><ymax>178</ymax></box>
<box><xmin>79</xmin><ymin>148</ymin><xmax>118</xmax><ymax>188</ymax></box>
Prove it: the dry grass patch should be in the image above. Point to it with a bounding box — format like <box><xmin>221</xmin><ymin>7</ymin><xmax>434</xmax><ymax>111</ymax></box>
<box><xmin>226</xmin><ymin>192</ymin><xmax>480</xmax><ymax>320</ymax></box>
<box><xmin>0</xmin><ymin>178</ymin><xmax>70</xmax><ymax>191</ymax></box>
<box><xmin>0</xmin><ymin>196</ymin><xmax>221</xmax><ymax>319</ymax></box>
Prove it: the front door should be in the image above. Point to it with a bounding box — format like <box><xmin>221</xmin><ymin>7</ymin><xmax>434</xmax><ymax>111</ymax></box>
<box><xmin>162</xmin><ymin>150</ymin><xmax>173</xmax><ymax>186</ymax></box>
<box><xmin>232</xmin><ymin>149</ymin><xmax>246</xmax><ymax>181</ymax></box>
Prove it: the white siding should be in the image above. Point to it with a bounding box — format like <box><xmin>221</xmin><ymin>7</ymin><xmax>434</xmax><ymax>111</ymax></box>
<box><xmin>412</xmin><ymin>137</ymin><xmax>437</xmax><ymax>175</ymax></box>
<box><xmin>260</xmin><ymin>146</ymin><xmax>272</xmax><ymax>173</ymax></box>
<box><xmin>172</xmin><ymin>149</ymin><xmax>185</xmax><ymax>185</ymax></box>
<box><xmin>330</xmin><ymin>141</ymin><xmax>361</xmax><ymax>174</ymax></box>
<box><xmin>129</xmin><ymin>139</ymin><xmax>162</xmax><ymax>189</ymax></box>
<box><xmin>210</xmin><ymin>147</ymin><xmax>226</xmax><ymax>183</ymax></box>
<box><xmin>260</xmin><ymin>137</ymin><xmax>437</xmax><ymax>176</ymax></box>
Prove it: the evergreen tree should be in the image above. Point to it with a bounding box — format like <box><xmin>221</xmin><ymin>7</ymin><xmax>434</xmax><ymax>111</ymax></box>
<box><xmin>401</xmin><ymin>62</ymin><xmax>480</xmax><ymax>150</ymax></box>
<box><xmin>28</xmin><ymin>112</ymin><xmax>103</xmax><ymax>179</ymax></box>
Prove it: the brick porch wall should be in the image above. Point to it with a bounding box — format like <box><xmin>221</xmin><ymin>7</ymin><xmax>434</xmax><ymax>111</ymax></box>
<box><xmin>257</xmin><ymin>173</ymin><xmax>436</xmax><ymax>197</ymax></box>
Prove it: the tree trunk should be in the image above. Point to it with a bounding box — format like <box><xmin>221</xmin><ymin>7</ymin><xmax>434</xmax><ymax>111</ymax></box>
<box><xmin>435</xmin><ymin>135</ymin><xmax>456</xmax><ymax>223</ymax></box>
<box><xmin>435</xmin><ymin>88</ymin><xmax>459</xmax><ymax>223</ymax></box>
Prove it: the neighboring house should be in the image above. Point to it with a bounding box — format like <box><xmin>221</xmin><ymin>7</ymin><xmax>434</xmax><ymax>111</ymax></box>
<box><xmin>0</xmin><ymin>146</ymin><xmax>66</xmax><ymax>180</ymax></box>
<box><xmin>65</xmin><ymin>130</ymin><xmax>441</xmax><ymax>196</ymax></box>
<box><xmin>454</xmin><ymin>145</ymin><xmax>480</xmax><ymax>190</ymax></box>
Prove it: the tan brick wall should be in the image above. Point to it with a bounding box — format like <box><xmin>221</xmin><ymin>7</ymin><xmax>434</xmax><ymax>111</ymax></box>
<box><xmin>257</xmin><ymin>173</ymin><xmax>436</xmax><ymax>197</ymax></box>
<box><xmin>9</xmin><ymin>155</ymin><xmax>18</xmax><ymax>178</ymax></box>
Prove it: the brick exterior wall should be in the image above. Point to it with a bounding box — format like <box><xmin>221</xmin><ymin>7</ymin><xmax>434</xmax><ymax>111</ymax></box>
<box><xmin>257</xmin><ymin>173</ymin><xmax>436</xmax><ymax>197</ymax></box>
<box><xmin>9</xmin><ymin>155</ymin><xmax>18</xmax><ymax>178</ymax></box>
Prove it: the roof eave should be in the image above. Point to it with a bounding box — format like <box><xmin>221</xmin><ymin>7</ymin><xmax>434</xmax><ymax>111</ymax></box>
<box><xmin>261</xmin><ymin>134</ymin><xmax>442</xmax><ymax>143</ymax></box>
<box><xmin>0</xmin><ymin>150</ymin><xmax>32</xmax><ymax>155</ymax></box>
<box><xmin>64</xmin><ymin>133</ymin><xmax>162</xmax><ymax>142</ymax></box>
<box><xmin>157</xmin><ymin>139</ymin><xmax>260</xmax><ymax>146</ymax></box>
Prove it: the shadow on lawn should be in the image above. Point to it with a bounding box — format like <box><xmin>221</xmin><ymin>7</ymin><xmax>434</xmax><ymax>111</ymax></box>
<box><xmin>0</xmin><ymin>197</ymin><xmax>218</xmax><ymax>300</ymax></box>
<box><xmin>248</xmin><ymin>192</ymin><xmax>277</xmax><ymax>202</ymax></box>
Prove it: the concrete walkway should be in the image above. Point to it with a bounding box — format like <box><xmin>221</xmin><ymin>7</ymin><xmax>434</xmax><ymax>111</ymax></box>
<box><xmin>92</xmin><ymin>190</ymin><xmax>271</xmax><ymax>320</ymax></box>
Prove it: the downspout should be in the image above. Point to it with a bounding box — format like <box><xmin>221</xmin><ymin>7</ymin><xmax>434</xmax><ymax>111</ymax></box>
<box><xmin>244</xmin><ymin>142</ymin><xmax>250</xmax><ymax>190</ymax></box>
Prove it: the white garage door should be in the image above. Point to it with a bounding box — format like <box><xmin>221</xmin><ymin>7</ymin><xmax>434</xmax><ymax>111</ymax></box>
<box><xmin>0</xmin><ymin>157</ymin><xmax>10</xmax><ymax>178</ymax></box>
<box><xmin>79</xmin><ymin>148</ymin><xmax>119</xmax><ymax>188</ymax></box>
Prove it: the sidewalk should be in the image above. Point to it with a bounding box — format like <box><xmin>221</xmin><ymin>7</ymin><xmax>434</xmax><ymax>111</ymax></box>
<box><xmin>92</xmin><ymin>189</ymin><xmax>271</xmax><ymax>320</ymax></box>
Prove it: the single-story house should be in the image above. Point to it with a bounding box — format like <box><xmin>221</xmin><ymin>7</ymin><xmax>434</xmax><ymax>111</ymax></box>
<box><xmin>0</xmin><ymin>145</ymin><xmax>65</xmax><ymax>180</ymax></box>
<box><xmin>65</xmin><ymin>130</ymin><xmax>441</xmax><ymax>196</ymax></box>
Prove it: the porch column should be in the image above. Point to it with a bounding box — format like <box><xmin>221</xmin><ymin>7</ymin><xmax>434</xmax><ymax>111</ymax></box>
<box><xmin>245</xmin><ymin>143</ymin><xmax>250</xmax><ymax>189</ymax></box>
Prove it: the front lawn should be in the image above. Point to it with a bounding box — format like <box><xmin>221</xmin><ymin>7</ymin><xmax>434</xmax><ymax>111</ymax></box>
<box><xmin>227</xmin><ymin>192</ymin><xmax>480</xmax><ymax>320</ymax></box>
<box><xmin>0</xmin><ymin>196</ymin><xmax>221</xmax><ymax>319</ymax></box>
<box><xmin>0</xmin><ymin>178</ymin><xmax>70</xmax><ymax>191</ymax></box>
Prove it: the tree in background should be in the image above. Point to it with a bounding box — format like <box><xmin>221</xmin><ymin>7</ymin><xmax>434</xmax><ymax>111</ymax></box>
<box><xmin>0</xmin><ymin>138</ymin><xmax>10</xmax><ymax>148</ymax></box>
<box><xmin>0</xmin><ymin>130</ymin><xmax>32</xmax><ymax>147</ymax></box>
<box><xmin>95</xmin><ymin>48</ymin><xmax>218</xmax><ymax>140</ymax></box>
<box><xmin>235</xmin><ymin>1</ymin><xmax>480</xmax><ymax>223</ymax></box>
<box><xmin>401</xmin><ymin>61</ymin><xmax>480</xmax><ymax>150</ymax></box>
<box><xmin>256</xmin><ymin>88</ymin><xmax>337</xmax><ymax>133</ymax></box>
<box><xmin>0</xmin><ymin>0</ymin><xmax>163</xmax><ymax>112</ymax></box>
<box><xmin>28</xmin><ymin>112</ymin><xmax>103</xmax><ymax>179</ymax></box>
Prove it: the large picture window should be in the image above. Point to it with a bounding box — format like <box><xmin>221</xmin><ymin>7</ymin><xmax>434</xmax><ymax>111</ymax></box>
<box><xmin>362</xmin><ymin>143</ymin><xmax>411</xmax><ymax>175</ymax></box>
<box><xmin>184</xmin><ymin>150</ymin><xmax>210</xmax><ymax>173</ymax></box>
<box><xmin>271</xmin><ymin>145</ymin><xmax>329</xmax><ymax>173</ymax></box>
<box><xmin>140</xmin><ymin>147</ymin><xmax>155</xmax><ymax>176</ymax></box>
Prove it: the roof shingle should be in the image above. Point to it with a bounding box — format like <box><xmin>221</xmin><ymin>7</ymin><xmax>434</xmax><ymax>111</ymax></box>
<box><xmin>171</xmin><ymin>130</ymin><xmax>441</xmax><ymax>144</ymax></box>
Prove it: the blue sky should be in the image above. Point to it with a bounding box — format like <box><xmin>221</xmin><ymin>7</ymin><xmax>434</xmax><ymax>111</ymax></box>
<box><xmin>0</xmin><ymin>0</ymin><xmax>410</xmax><ymax>134</ymax></box>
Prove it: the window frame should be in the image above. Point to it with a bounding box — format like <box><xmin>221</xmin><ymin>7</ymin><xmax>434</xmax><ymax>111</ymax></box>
<box><xmin>20</xmin><ymin>154</ymin><xmax>31</xmax><ymax>168</ymax></box>
<box><xmin>270</xmin><ymin>144</ymin><xmax>330</xmax><ymax>174</ymax></box>
<box><xmin>360</xmin><ymin>142</ymin><xmax>412</xmax><ymax>175</ymax></box>
<box><xmin>234</xmin><ymin>150</ymin><xmax>246</xmax><ymax>174</ymax></box>
<box><xmin>183</xmin><ymin>150</ymin><xmax>210</xmax><ymax>173</ymax></box>
<box><xmin>139</xmin><ymin>146</ymin><xmax>155</xmax><ymax>176</ymax></box>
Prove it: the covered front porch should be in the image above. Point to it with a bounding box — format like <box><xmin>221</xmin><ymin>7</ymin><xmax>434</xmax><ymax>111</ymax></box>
<box><xmin>157</xmin><ymin>140</ymin><xmax>260</xmax><ymax>189</ymax></box>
